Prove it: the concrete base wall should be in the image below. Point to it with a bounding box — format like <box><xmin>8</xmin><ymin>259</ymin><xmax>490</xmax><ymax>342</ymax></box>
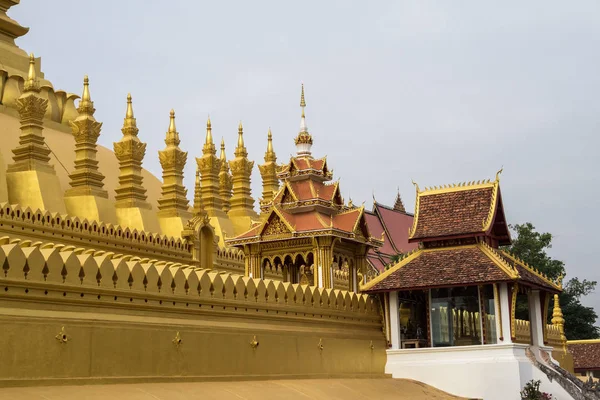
<box><xmin>385</xmin><ymin>344</ymin><xmax>575</xmax><ymax>400</ymax></box>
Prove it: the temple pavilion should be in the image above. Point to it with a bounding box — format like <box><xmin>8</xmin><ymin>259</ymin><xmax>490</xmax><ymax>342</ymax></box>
<box><xmin>360</xmin><ymin>173</ymin><xmax>568</xmax><ymax>398</ymax></box>
<box><xmin>226</xmin><ymin>86</ymin><xmax>383</xmax><ymax>291</ymax></box>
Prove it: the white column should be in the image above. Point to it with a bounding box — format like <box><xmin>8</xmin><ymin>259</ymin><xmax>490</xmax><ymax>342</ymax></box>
<box><xmin>528</xmin><ymin>289</ymin><xmax>545</xmax><ymax>347</ymax></box>
<box><xmin>498</xmin><ymin>283</ymin><xmax>513</xmax><ymax>344</ymax></box>
<box><xmin>389</xmin><ymin>291</ymin><xmax>401</xmax><ymax>349</ymax></box>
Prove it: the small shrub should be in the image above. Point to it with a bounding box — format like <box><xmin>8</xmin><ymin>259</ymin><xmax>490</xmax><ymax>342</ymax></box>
<box><xmin>520</xmin><ymin>380</ymin><xmax>553</xmax><ymax>400</ymax></box>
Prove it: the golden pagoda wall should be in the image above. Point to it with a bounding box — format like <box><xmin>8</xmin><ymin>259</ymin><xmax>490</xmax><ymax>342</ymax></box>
<box><xmin>0</xmin><ymin>240</ymin><xmax>386</xmax><ymax>385</ymax></box>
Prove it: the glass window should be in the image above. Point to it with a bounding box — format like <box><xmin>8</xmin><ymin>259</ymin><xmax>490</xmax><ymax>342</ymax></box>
<box><xmin>481</xmin><ymin>285</ymin><xmax>497</xmax><ymax>344</ymax></box>
<box><xmin>430</xmin><ymin>286</ymin><xmax>482</xmax><ymax>347</ymax></box>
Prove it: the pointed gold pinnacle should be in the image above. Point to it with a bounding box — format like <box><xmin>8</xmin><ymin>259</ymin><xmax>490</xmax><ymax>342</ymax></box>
<box><xmin>126</xmin><ymin>93</ymin><xmax>134</xmax><ymax>118</ymax></box>
<box><xmin>169</xmin><ymin>109</ymin><xmax>176</xmax><ymax>132</ymax></box>
<box><xmin>205</xmin><ymin>115</ymin><xmax>213</xmax><ymax>144</ymax></box>
<box><xmin>23</xmin><ymin>53</ymin><xmax>39</xmax><ymax>92</ymax></box>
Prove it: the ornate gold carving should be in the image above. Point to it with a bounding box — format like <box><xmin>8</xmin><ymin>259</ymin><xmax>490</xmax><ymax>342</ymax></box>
<box><xmin>172</xmin><ymin>331</ymin><xmax>182</xmax><ymax>347</ymax></box>
<box><xmin>317</xmin><ymin>338</ymin><xmax>324</xmax><ymax>352</ymax></box>
<box><xmin>55</xmin><ymin>326</ymin><xmax>70</xmax><ymax>344</ymax></box>
<box><xmin>263</xmin><ymin>216</ymin><xmax>290</xmax><ymax>236</ymax></box>
<box><xmin>157</xmin><ymin>110</ymin><xmax>190</xmax><ymax>215</ymax></box>
<box><xmin>250</xmin><ymin>335</ymin><xmax>259</xmax><ymax>349</ymax></box>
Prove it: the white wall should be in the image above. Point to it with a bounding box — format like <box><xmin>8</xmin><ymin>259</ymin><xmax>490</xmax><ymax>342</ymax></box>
<box><xmin>385</xmin><ymin>344</ymin><xmax>575</xmax><ymax>400</ymax></box>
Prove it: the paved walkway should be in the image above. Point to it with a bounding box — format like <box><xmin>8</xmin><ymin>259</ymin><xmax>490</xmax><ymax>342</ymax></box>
<box><xmin>0</xmin><ymin>378</ymin><xmax>468</xmax><ymax>399</ymax></box>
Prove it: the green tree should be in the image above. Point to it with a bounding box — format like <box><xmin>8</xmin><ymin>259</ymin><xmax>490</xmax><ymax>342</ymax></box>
<box><xmin>505</xmin><ymin>223</ymin><xmax>599</xmax><ymax>340</ymax></box>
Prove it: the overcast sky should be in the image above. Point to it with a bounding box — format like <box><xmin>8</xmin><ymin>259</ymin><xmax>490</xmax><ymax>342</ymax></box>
<box><xmin>11</xmin><ymin>1</ymin><xmax>600</xmax><ymax>320</ymax></box>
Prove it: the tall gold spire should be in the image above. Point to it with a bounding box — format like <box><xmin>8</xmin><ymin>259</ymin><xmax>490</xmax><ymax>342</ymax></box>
<box><xmin>197</xmin><ymin>116</ymin><xmax>224</xmax><ymax>217</ymax></box>
<box><xmin>393</xmin><ymin>189</ymin><xmax>405</xmax><ymax>212</ymax></box>
<box><xmin>202</xmin><ymin>116</ymin><xmax>216</xmax><ymax>154</ymax></box>
<box><xmin>63</xmin><ymin>76</ymin><xmax>115</xmax><ymax>221</ymax></box>
<box><xmin>235</xmin><ymin>121</ymin><xmax>246</xmax><ymax>156</ymax></box>
<box><xmin>158</xmin><ymin>109</ymin><xmax>190</xmax><ymax>221</ymax></box>
<box><xmin>193</xmin><ymin>169</ymin><xmax>203</xmax><ymax>216</ymax></box>
<box><xmin>166</xmin><ymin>109</ymin><xmax>179</xmax><ymax>145</ymax></box>
<box><xmin>258</xmin><ymin>128</ymin><xmax>279</xmax><ymax>210</ymax></box>
<box><xmin>113</xmin><ymin>94</ymin><xmax>150</xmax><ymax>209</ymax></box>
<box><xmin>23</xmin><ymin>53</ymin><xmax>39</xmax><ymax>93</ymax></box>
<box><xmin>206</xmin><ymin>116</ymin><xmax>213</xmax><ymax>144</ymax></box>
<box><xmin>219</xmin><ymin>137</ymin><xmax>232</xmax><ymax>213</ymax></box>
<box><xmin>6</xmin><ymin>53</ymin><xmax>65</xmax><ymax>213</ymax></box>
<box><xmin>295</xmin><ymin>83</ymin><xmax>313</xmax><ymax>156</ymax></box>
<box><xmin>229</xmin><ymin>121</ymin><xmax>257</xmax><ymax>229</ymax></box>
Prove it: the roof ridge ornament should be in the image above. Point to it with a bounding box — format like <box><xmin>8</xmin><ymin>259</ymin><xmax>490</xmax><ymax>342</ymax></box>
<box><xmin>294</xmin><ymin>83</ymin><xmax>313</xmax><ymax>156</ymax></box>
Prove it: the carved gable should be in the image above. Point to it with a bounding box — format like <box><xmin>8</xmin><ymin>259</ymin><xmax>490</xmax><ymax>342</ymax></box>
<box><xmin>281</xmin><ymin>188</ymin><xmax>295</xmax><ymax>204</ymax></box>
<box><xmin>262</xmin><ymin>214</ymin><xmax>291</xmax><ymax>236</ymax></box>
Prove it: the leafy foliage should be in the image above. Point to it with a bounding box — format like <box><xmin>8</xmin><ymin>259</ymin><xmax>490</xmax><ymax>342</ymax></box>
<box><xmin>505</xmin><ymin>223</ymin><xmax>599</xmax><ymax>340</ymax></box>
<box><xmin>520</xmin><ymin>379</ymin><xmax>553</xmax><ymax>400</ymax></box>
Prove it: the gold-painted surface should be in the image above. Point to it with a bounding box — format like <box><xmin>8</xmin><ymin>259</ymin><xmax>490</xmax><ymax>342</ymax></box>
<box><xmin>218</xmin><ymin>137</ymin><xmax>232</xmax><ymax>213</ymax></box>
<box><xmin>197</xmin><ymin>117</ymin><xmax>225</xmax><ymax>217</ymax></box>
<box><xmin>112</xmin><ymin>94</ymin><xmax>155</xmax><ymax>231</ymax></box>
<box><xmin>64</xmin><ymin>76</ymin><xmax>116</xmax><ymax>224</ymax></box>
<box><xmin>228</xmin><ymin>121</ymin><xmax>258</xmax><ymax>233</ymax></box>
<box><xmin>5</xmin><ymin>55</ymin><xmax>66</xmax><ymax>214</ymax></box>
<box><xmin>157</xmin><ymin>110</ymin><xmax>191</xmax><ymax>237</ymax></box>
<box><xmin>258</xmin><ymin>128</ymin><xmax>279</xmax><ymax>208</ymax></box>
<box><xmin>0</xmin><ymin>379</ymin><xmax>469</xmax><ymax>399</ymax></box>
<box><xmin>0</xmin><ymin>239</ymin><xmax>385</xmax><ymax>384</ymax></box>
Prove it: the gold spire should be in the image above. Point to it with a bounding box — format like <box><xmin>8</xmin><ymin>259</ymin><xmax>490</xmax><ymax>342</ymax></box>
<box><xmin>158</xmin><ymin>109</ymin><xmax>190</xmax><ymax>218</ymax></box>
<box><xmin>264</xmin><ymin>127</ymin><xmax>276</xmax><ymax>163</ymax></box>
<box><xmin>300</xmin><ymin>83</ymin><xmax>306</xmax><ymax>109</ymax></box>
<box><xmin>23</xmin><ymin>53</ymin><xmax>39</xmax><ymax>92</ymax></box>
<box><xmin>77</xmin><ymin>75</ymin><xmax>95</xmax><ymax>117</ymax></box>
<box><xmin>258</xmin><ymin>128</ymin><xmax>278</xmax><ymax>208</ymax></box>
<box><xmin>235</xmin><ymin>121</ymin><xmax>247</xmax><ymax>158</ymax></box>
<box><xmin>219</xmin><ymin>137</ymin><xmax>232</xmax><ymax>213</ymax></box>
<box><xmin>113</xmin><ymin>93</ymin><xmax>149</xmax><ymax>211</ymax></box>
<box><xmin>295</xmin><ymin>83</ymin><xmax>313</xmax><ymax>155</ymax></box>
<box><xmin>165</xmin><ymin>109</ymin><xmax>179</xmax><ymax>146</ymax></box>
<box><xmin>125</xmin><ymin>93</ymin><xmax>134</xmax><ymax>119</ymax></box>
<box><xmin>205</xmin><ymin>116</ymin><xmax>213</xmax><ymax>145</ymax></box>
<box><xmin>237</xmin><ymin>121</ymin><xmax>244</xmax><ymax>147</ymax></box>
<box><xmin>267</xmin><ymin>128</ymin><xmax>274</xmax><ymax>153</ymax></box>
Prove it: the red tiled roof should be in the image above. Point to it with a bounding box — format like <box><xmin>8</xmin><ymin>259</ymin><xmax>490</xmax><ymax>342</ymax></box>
<box><xmin>333</xmin><ymin>209</ymin><xmax>362</xmax><ymax>232</ymax></box>
<box><xmin>410</xmin><ymin>185</ymin><xmax>496</xmax><ymax>241</ymax></box>
<box><xmin>569</xmin><ymin>341</ymin><xmax>600</xmax><ymax>371</ymax></box>
<box><xmin>288</xmin><ymin>181</ymin><xmax>338</xmax><ymax>202</ymax></box>
<box><xmin>376</xmin><ymin>204</ymin><xmax>417</xmax><ymax>254</ymax></box>
<box><xmin>364</xmin><ymin>203</ymin><xmax>418</xmax><ymax>273</ymax></box>
<box><xmin>367</xmin><ymin>255</ymin><xmax>386</xmax><ymax>272</ymax></box>
<box><xmin>365</xmin><ymin>211</ymin><xmax>395</xmax><ymax>255</ymax></box>
<box><xmin>362</xmin><ymin>245</ymin><xmax>512</xmax><ymax>293</ymax></box>
<box><xmin>498</xmin><ymin>251</ymin><xmax>561</xmax><ymax>291</ymax></box>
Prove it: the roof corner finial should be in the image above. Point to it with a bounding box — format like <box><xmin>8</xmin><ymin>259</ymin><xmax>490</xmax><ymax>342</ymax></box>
<box><xmin>411</xmin><ymin>179</ymin><xmax>420</xmax><ymax>193</ymax></box>
<box><xmin>495</xmin><ymin>166</ymin><xmax>504</xmax><ymax>182</ymax></box>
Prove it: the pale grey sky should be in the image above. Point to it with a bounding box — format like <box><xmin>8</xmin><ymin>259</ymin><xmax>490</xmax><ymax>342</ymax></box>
<box><xmin>11</xmin><ymin>1</ymin><xmax>600</xmax><ymax>319</ymax></box>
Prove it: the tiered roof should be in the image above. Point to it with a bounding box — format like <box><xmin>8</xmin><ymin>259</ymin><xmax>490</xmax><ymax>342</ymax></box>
<box><xmin>362</xmin><ymin>172</ymin><xmax>562</xmax><ymax>294</ymax></box>
<box><xmin>227</xmin><ymin>86</ymin><xmax>381</xmax><ymax>249</ymax></box>
<box><xmin>408</xmin><ymin>173</ymin><xmax>511</xmax><ymax>245</ymax></box>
